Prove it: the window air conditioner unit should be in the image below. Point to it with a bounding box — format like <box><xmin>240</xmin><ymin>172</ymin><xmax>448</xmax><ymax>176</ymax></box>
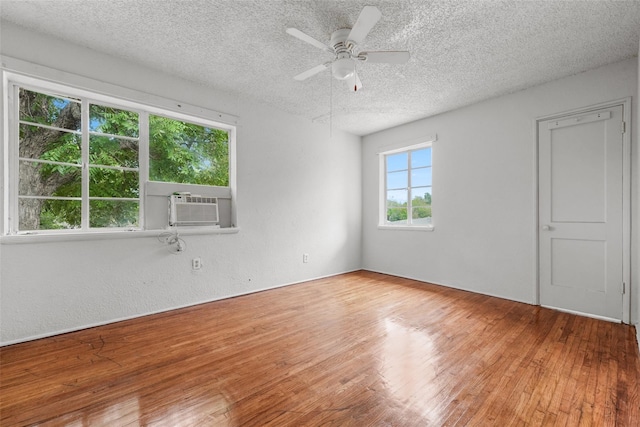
<box><xmin>169</xmin><ymin>195</ymin><xmax>219</xmax><ymax>226</ymax></box>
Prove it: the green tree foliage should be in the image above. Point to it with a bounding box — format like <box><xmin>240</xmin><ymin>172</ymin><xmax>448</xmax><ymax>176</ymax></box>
<box><xmin>386</xmin><ymin>191</ymin><xmax>431</xmax><ymax>223</ymax></box>
<box><xmin>149</xmin><ymin>115</ymin><xmax>229</xmax><ymax>186</ymax></box>
<box><xmin>386</xmin><ymin>202</ymin><xmax>407</xmax><ymax>222</ymax></box>
<box><xmin>18</xmin><ymin>89</ymin><xmax>229</xmax><ymax>230</ymax></box>
<box><xmin>19</xmin><ymin>90</ymin><xmax>82</xmax><ymax>230</ymax></box>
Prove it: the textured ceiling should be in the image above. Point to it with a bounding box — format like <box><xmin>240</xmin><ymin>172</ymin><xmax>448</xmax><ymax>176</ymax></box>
<box><xmin>1</xmin><ymin>0</ymin><xmax>639</xmax><ymax>135</ymax></box>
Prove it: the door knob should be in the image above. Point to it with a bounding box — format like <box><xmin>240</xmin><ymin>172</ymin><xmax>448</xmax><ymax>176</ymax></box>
<box><xmin>542</xmin><ymin>225</ymin><xmax>551</xmax><ymax>231</ymax></box>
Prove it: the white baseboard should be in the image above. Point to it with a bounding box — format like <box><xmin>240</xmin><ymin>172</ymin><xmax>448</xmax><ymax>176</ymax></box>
<box><xmin>0</xmin><ymin>268</ymin><xmax>361</xmax><ymax>347</ymax></box>
<box><xmin>362</xmin><ymin>268</ymin><xmax>533</xmax><ymax>305</ymax></box>
<box><xmin>540</xmin><ymin>305</ymin><xmax>621</xmax><ymax>323</ymax></box>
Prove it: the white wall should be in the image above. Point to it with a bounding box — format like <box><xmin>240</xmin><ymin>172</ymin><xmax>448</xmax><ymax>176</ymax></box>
<box><xmin>636</xmin><ymin>47</ymin><xmax>640</xmax><ymax>347</ymax></box>
<box><xmin>0</xmin><ymin>23</ymin><xmax>362</xmax><ymax>345</ymax></box>
<box><xmin>1</xmin><ymin>22</ymin><xmax>638</xmax><ymax>346</ymax></box>
<box><xmin>362</xmin><ymin>59</ymin><xmax>639</xmax><ymax>319</ymax></box>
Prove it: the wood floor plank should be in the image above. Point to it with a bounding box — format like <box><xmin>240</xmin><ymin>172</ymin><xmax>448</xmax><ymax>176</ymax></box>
<box><xmin>1</xmin><ymin>271</ymin><xmax>639</xmax><ymax>426</ymax></box>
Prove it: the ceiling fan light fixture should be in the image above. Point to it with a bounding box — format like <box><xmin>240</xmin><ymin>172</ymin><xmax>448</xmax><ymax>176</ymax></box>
<box><xmin>332</xmin><ymin>57</ymin><xmax>355</xmax><ymax>80</ymax></box>
<box><xmin>287</xmin><ymin>6</ymin><xmax>409</xmax><ymax>90</ymax></box>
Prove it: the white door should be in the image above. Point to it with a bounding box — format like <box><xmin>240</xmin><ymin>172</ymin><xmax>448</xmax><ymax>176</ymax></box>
<box><xmin>538</xmin><ymin>105</ymin><xmax>624</xmax><ymax>320</ymax></box>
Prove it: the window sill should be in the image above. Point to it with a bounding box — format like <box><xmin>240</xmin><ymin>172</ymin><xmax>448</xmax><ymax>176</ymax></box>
<box><xmin>0</xmin><ymin>226</ymin><xmax>240</xmax><ymax>245</ymax></box>
<box><xmin>378</xmin><ymin>225</ymin><xmax>434</xmax><ymax>232</ymax></box>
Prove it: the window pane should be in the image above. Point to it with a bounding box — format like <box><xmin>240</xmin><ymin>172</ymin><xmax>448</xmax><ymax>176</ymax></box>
<box><xmin>387</xmin><ymin>170</ymin><xmax>408</xmax><ymax>189</ymax></box>
<box><xmin>90</xmin><ymin>104</ymin><xmax>139</xmax><ymax>138</ymax></box>
<box><xmin>411</xmin><ymin>147</ymin><xmax>431</xmax><ymax>168</ymax></box>
<box><xmin>149</xmin><ymin>115</ymin><xmax>229</xmax><ymax>186</ymax></box>
<box><xmin>386</xmin><ymin>153</ymin><xmax>407</xmax><ymax>172</ymax></box>
<box><xmin>19</xmin><ymin>124</ymin><xmax>81</xmax><ymax>162</ymax></box>
<box><xmin>387</xmin><ymin>207</ymin><xmax>407</xmax><ymax>224</ymax></box>
<box><xmin>90</xmin><ymin>200</ymin><xmax>139</xmax><ymax>228</ymax></box>
<box><xmin>89</xmin><ymin>168</ymin><xmax>139</xmax><ymax>198</ymax></box>
<box><xmin>411</xmin><ymin>167</ymin><xmax>432</xmax><ymax>187</ymax></box>
<box><xmin>19</xmin><ymin>198</ymin><xmax>81</xmax><ymax>230</ymax></box>
<box><xmin>19</xmin><ymin>160</ymin><xmax>82</xmax><ymax>197</ymax></box>
<box><xmin>90</xmin><ymin>135</ymin><xmax>139</xmax><ymax>168</ymax></box>
<box><xmin>387</xmin><ymin>189</ymin><xmax>407</xmax><ymax>205</ymax></box>
<box><xmin>411</xmin><ymin>187</ymin><xmax>432</xmax><ymax>205</ymax></box>
<box><xmin>412</xmin><ymin>207</ymin><xmax>432</xmax><ymax>225</ymax></box>
<box><xmin>19</xmin><ymin>89</ymin><xmax>81</xmax><ymax>131</ymax></box>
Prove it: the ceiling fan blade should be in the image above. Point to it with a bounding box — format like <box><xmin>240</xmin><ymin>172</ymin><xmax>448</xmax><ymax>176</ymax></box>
<box><xmin>360</xmin><ymin>51</ymin><xmax>410</xmax><ymax>64</ymax></box>
<box><xmin>286</xmin><ymin>28</ymin><xmax>333</xmax><ymax>53</ymax></box>
<box><xmin>348</xmin><ymin>69</ymin><xmax>363</xmax><ymax>92</ymax></box>
<box><xmin>294</xmin><ymin>63</ymin><xmax>330</xmax><ymax>81</ymax></box>
<box><xmin>347</xmin><ymin>6</ymin><xmax>382</xmax><ymax>45</ymax></box>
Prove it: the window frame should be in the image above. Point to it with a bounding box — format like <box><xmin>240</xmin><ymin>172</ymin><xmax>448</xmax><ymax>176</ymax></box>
<box><xmin>2</xmin><ymin>68</ymin><xmax>237</xmax><ymax>237</ymax></box>
<box><xmin>378</xmin><ymin>139</ymin><xmax>435</xmax><ymax>231</ymax></box>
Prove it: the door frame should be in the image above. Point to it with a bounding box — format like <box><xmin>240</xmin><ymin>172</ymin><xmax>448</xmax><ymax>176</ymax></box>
<box><xmin>534</xmin><ymin>98</ymin><xmax>631</xmax><ymax>323</ymax></box>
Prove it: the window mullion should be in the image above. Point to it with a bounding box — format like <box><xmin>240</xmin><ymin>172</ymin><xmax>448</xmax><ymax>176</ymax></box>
<box><xmin>407</xmin><ymin>151</ymin><xmax>412</xmax><ymax>225</ymax></box>
<box><xmin>139</xmin><ymin>112</ymin><xmax>149</xmax><ymax>229</ymax></box>
<box><xmin>384</xmin><ymin>155</ymin><xmax>389</xmax><ymax>218</ymax></box>
<box><xmin>8</xmin><ymin>84</ymin><xmax>20</xmax><ymax>234</ymax></box>
<box><xmin>81</xmin><ymin>99</ymin><xmax>90</xmax><ymax>230</ymax></box>
<box><xmin>378</xmin><ymin>154</ymin><xmax>389</xmax><ymax>224</ymax></box>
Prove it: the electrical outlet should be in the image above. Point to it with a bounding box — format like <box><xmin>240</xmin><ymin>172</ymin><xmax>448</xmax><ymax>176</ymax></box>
<box><xmin>303</xmin><ymin>253</ymin><xmax>309</xmax><ymax>263</ymax></box>
<box><xmin>192</xmin><ymin>257</ymin><xmax>202</xmax><ymax>270</ymax></box>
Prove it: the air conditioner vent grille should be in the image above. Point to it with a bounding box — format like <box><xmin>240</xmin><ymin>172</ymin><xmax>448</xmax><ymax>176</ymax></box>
<box><xmin>169</xmin><ymin>195</ymin><xmax>219</xmax><ymax>226</ymax></box>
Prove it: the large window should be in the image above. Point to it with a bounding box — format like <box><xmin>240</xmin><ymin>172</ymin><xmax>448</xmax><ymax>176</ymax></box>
<box><xmin>380</xmin><ymin>142</ymin><xmax>432</xmax><ymax>228</ymax></box>
<box><xmin>5</xmin><ymin>76</ymin><xmax>234</xmax><ymax>235</ymax></box>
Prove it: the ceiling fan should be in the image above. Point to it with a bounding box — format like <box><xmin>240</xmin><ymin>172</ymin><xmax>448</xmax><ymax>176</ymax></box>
<box><xmin>286</xmin><ymin>6</ymin><xmax>410</xmax><ymax>92</ymax></box>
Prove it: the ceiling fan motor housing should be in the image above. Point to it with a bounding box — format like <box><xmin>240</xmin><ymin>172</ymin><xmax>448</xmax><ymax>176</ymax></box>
<box><xmin>331</xmin><ymin>29</ymin><xmax>356</xmax><ymax>79</ymax></box>
<box><xmin>330</xmin><ymin>28</ymin><xmax>353</xmax><ymax>50</ymax></box>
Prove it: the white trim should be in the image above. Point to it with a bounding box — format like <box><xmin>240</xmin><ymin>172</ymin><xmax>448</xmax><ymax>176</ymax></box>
<box><xmin>6</xmin><ymin>72</ymin><xmax>235</xmax><ymax>133</ymax></box>
<box><xmin>0</xmin><ymin>226</ymin><xmax>240</xmax><ymax>245</ymax></box>
<box><xmin>363</xmin><ymin>268</ymin><xmax>534</xmax><ymax>305</ymax></box>
<box><xmin>18</xmin><ymin>195</ymin><xmax>80</xmax><ymax>201</ymax></box>
<box><xmin>540</xmin><ymin>305</ymin><xmax>621</xmax><ymax>324</ymax></box>
<box><xmin>139</xmin><ymin>113</ymin><xmax>150</xmax><ymax>228</ymax></box>
<box><xmin>145</xmin><ymin>181</ymin><xmax>232</xmax><ymax>198</ymax></box>
<box><xmin>0</xmin><ymin>56</ymin><xmax>239</xmax><ymax>126</ymax></box>
<box><xmin>81</xmin><ymin>98</ymin><xmax>90</xmax><ymax>229</ymax></box>
<box><xmin>19</xmin><ymin>120</ymin><xmax>82</xmax><ymax>135</ymax></box>
<box><xmin>89</xmin><ymin>131</ymin><xmax>139</xmax><ymax>142</ymax></box>
<box><xmin>621</xmin><ymin>99</ymin><xmax>632</xmax><ymax>325</ymax></box>
<box><xmin>228</xmin><ymin>126</ymin><xmax>238</xmax><ymax>227</ymax></box>
<box><xmin>0</xmin><ymin>267</ymin><xmax>358</xmax><ymax>347</ymax></box>
<box><xmin>18</xmin><ymin>158</ymin><xmax>82</xmax><ymax>168</ymax></box>
<box><xmin>377</xmin><ymin>225</ymin><xmax>434</xmax><ymax>232</ymax></box>
<box><xmin>546</xmin><ymin>110</ymin><xmax>611</xmax><ymax>129</ymax></box>
<box><xmin>532</xmin><ymin>115</ymin><xmax>540</xmax><ymax>305</ymax></box>
<box><xmin>7</xmin><ymin>83</ymin><xmax>19</xmax><ymax>234</ymax></box>
<box><xmin>1</xmin><ymin>72</ymin><xmax>9</xmax><ymax>234</ymax></box>
<box><xmin>376</xmin><ymin>133</ymin><xmax>437</xmax><ymax>155</ymax></box>
<box><xmin>534</xmin><ymin>98</ymin><xmax>632</xmax><ymax>324</ymax></box>
<box><xmin>87</xmin><ymin>164</ymin><xmax>139</xmax><ymax>173</ymax></box>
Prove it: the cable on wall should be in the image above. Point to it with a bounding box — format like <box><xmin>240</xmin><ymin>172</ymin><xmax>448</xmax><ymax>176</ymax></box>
<box><xmin>157</xmin><ymin>230</ymin><xmax>186</xmax><ymax>254</ymax></box>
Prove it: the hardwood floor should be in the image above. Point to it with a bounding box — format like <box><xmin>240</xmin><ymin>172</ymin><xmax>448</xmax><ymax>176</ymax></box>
<box><xmin>1</xmin><ymin>271</ymin><xmax>639</xmax><ymax>426</ymax></box>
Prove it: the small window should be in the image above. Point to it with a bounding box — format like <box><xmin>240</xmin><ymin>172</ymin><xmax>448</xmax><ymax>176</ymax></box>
<box><xmin>380</xmin><ymin>142</ymin><xmax>432</xmax><ymax>228</ymax></box>
<box><xmin>5</xmin><ymin>76</ymin><xmax>235</xmax><ymax>235</ymax></box>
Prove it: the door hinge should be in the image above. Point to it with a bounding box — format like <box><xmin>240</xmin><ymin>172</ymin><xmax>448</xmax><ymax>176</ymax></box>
<box><xmin>621</xmin><ymin>121</ymin><xmax>626</xmax><ymax>134</ymax></box>
<box><xmin>621</xmin><ymin>282</ymin><xmax>626</xmax><ymax>294</ymax></box>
